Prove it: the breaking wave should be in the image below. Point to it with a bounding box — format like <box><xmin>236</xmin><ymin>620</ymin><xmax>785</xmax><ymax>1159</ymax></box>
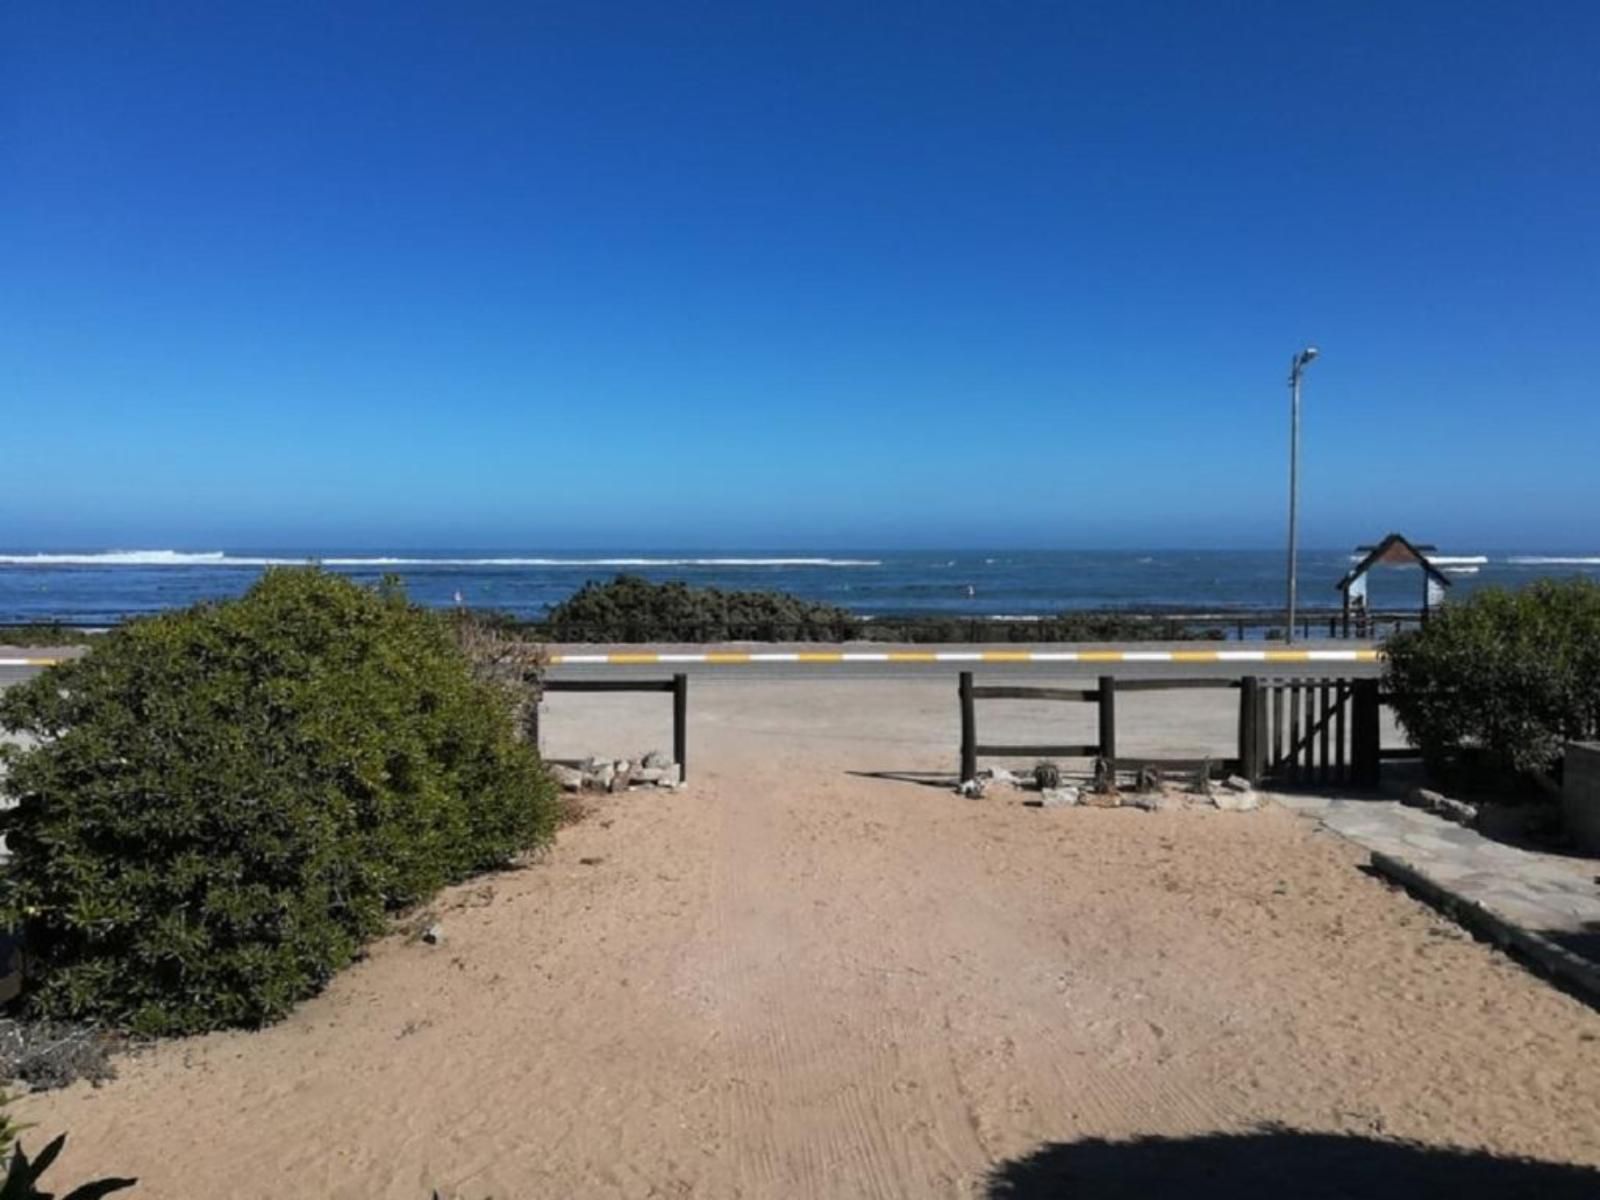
<box><xmin>0</xmin><ymin>551</ymin><xmax>883</xmax><ymax>568</ymax></box>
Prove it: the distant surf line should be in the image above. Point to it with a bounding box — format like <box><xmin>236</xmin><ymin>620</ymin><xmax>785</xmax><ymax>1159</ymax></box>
<box><xmin>0</xmin><ymin>551</ymin><xmax>884</xmax><ymax>568</ymax></box>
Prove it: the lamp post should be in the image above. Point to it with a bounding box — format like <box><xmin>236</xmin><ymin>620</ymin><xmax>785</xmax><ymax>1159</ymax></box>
<box><xmin>1285</xmin><ymin>346</ymin><xmax>1319</xmax><ymax>644</ymax></box>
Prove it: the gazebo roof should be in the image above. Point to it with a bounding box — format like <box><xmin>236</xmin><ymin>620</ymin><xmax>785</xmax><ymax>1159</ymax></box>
<box><xmin>1335</xmin><ymin>531</ymin><xmax>1453</xmax><ymax>594</ymax></box>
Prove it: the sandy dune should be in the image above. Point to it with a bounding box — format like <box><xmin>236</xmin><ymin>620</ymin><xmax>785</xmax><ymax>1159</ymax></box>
<box><xmin>17</xmin><ymin>678</ymin><xmax>1600</xmax><ymax>1197</ymax></box>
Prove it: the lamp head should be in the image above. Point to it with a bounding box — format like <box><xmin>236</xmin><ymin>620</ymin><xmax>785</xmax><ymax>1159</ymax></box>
<box><xmin>1297</xmin><ymin>346</ymin><xmax>1319</xmax><ymax>367</ymax></box>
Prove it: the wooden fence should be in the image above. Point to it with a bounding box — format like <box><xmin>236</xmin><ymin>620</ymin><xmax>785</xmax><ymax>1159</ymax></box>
<box><xmin>1241</xmin><ymin>677</ymin><xmax>1381</xmax><ymax>788</ymax></box>
<box><xmin>533</xmin><ymin>673</ymin><xmax>689</xmax><ymax>781</ymax></box>
<box><xmin>959</xmin><ymin>673</ymin><xmax>1253</xmax><ymax>784</ymax></box>
<box><xmin>961</xmin><ymin>671</ymin><xmax>1390</xmax><ymax>789</ymax></box>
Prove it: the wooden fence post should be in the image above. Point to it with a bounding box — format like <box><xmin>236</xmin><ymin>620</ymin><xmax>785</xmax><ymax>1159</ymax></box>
<box><xmin>1352</xmin><ymin>678</ymin><xmax>1380</xmax><ymax>788</ymax></box>
<box><xmin>959</xmin><ymin>671</ymin><xmax>977</xmax><ymax>783</ymax></box>
<box><xmin>1238</xmin><ymin>676</ymin><xmax>1260</xmax><ymax>784</ymax></box>
<box><xmin>673</xmin><ymin>673</ymin><xmax>689</xmax><ymax>782</ymax></box>
<box><xmin>1098</xmin><ymin>675</ymin><xmax>1117</xmax><ymax>762</ymax></box>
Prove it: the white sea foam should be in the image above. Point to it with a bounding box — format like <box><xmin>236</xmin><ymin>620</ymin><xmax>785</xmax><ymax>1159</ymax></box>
<box><xmin>1507</xmin><ymin>556</ymin><xmax>1600</xmax><ymax>566</ymax></box>
<box><xmin>1344</xmin><ymin>553</ymin><xmax>1487</xmax><ymax>565</ymax></box>
<box><xmin>0</xmin><ymin>551</ymin><xmax>882</xmax><ymax>568</ymax></box>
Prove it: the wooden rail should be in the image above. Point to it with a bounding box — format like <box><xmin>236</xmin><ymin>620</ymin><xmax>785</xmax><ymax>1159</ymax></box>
<box><xmin>533</xmin><ymin>673</ymin><xmax>689</xmax><ymax>781</ymax></box>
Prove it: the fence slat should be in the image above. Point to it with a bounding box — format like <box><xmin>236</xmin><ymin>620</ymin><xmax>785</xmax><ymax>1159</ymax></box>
<box><xmin>1272</xmin><ymin>684</ymin><xmax>1285</xmax><ymax>773</ymax></box>
<box><xmin>971</xmin><ymin>685</ymin><xmax>1098</xmax><ymax>702</ymax></box>
<box><xmin>975</xmin><ymin>743</ymin><xmax>1102</xmax><ymax>758</ymax></box>
<box><xmin>1319</xmin><ymin>681</ymin><xmax>1331</xmax><ymax>785</ymax></box>
<box><xmin>1289</xmin><ymin>681</ymin><xmax>1302</xmax><ymax>782</ymax></box>
<box><xmin>1335</xmin><ymin>680</ymin><xmax>1347</xmax><ymax>781</ymax></box>
<box><xmin>959</xmin><ymin>672</ymin><xmax>976</xmax><ymax>784</ymax></box>
<box><xmin>1352</xmin><ymin>678</ymin><xmax>1381</xmax><ymax>787</ymax></box>
<box><xmin>1098</xmin><ymin>675</ymin><xmax>1117</xmax><ymax>762</ymax></box>
<box><xmin>673</xmin><ymin>673</ymin><xmax>689</xmax><ymax>782</ymax></box>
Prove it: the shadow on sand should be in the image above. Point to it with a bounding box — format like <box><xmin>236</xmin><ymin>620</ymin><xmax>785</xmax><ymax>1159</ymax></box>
<box><xmin>845</xmin><ymin>769</ymin><xmax>958</xmax><ymax>790</ymax></box>
<box><xmin>985</xmin><ymin>1129</ymin><xmax>1600</xmax><ymax>1199</ymax></box>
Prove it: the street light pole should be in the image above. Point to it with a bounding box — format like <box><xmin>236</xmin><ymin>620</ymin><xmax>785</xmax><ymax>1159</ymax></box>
<box><xmin>1285</xmin><ymin>346</ymin><xmax>1318</xmax><ymax>644</ymax></box>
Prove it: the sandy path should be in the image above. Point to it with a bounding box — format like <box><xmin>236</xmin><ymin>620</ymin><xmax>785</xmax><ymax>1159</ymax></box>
<box><xmin>17</xmin><ymin>679</ymin><xmax>1600</xmax><ymax>1197</ymax></box>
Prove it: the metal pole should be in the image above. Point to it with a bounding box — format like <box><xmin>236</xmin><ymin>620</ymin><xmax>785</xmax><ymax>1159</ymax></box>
<box><xmin>1285</xmin><ymin>356</ymin><xmax>1302</xmax><ymax>644</ymax></box>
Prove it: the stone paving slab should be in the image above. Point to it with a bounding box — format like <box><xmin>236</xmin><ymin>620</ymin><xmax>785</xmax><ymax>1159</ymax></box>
<box><xmin>1272</xmin><ymin>791</ymin><xmax>1600</xmax><ymax>958</ymax></box>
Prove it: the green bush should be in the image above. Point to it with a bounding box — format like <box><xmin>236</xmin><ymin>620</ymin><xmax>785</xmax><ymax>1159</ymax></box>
<box><xmin>1384</xmin><ymin>578</ymin><xmax>1600</xmax><ymax>780</ymax></box>
<box><xmin>0</xmin><ymin>569</ymin><xmax>557</xmax><ymax>1035</ymax></box>
<box><xmin>535</xmin><ymin>575</ymin><xmax>1209</xmax><ymax>644</ymax></box>
<box><xmin>543</xmin><ymin>575</ymin><xmax>858</xmax><ymax>641</ymax></box>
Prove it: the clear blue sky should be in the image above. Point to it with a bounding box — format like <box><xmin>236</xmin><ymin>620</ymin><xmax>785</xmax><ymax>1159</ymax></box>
<box><xmin>4</xmin><ymin>2</ymin><xmax>1596</xmax><ymax>550</ymax></box>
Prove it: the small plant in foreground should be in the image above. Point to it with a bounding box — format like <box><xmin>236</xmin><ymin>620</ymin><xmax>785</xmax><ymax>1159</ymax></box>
<box><xmin>1</xmin><ymin>1132</ymin><xmax>136</xmax><ymax>1199</ymax></box>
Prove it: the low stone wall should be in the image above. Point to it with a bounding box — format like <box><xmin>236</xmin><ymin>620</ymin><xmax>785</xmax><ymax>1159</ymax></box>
<box><xmin>1563</xmin><ymin>742</ymin><xmax>1600</xmax><ymax>854</ymax></box>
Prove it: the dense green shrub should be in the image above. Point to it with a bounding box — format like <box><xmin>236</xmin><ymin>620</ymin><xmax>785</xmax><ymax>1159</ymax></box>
<box><xmin>0</xmin><ymin>569</ymin><xmax>557</xmax><ymax>1035</ymax></box>
<box><xmin>543</xmin><ymin>575</ymin><xmax>858</xmax><ymax>641</ymax></box>
<box><xmin>536</xmin><ymin>575</ymin><xmax>1210</xmax><ymax>643</ymax></box>
<box><xmin>1384</xmin><ymin>579</ymin><xmax>1600</xmax><ymax>779</ymax></box>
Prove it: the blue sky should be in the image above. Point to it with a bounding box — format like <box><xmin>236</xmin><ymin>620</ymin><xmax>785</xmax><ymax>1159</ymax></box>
<box><xmin>4</xmin><ymin>2</ymin><xmax>1597</xmax><ymax>550</ymax></box>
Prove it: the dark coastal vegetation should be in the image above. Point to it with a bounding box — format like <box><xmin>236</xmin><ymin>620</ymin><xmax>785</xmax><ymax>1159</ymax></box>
<box><xmin>535</xmin><ymin>575</ymin><xmax>1218</xmax><ymax>642</ymax></box>
<box><xmin>1385</xmin><ymin>578</ymin><xmax>1600</xmax><ymax>785</ymax></box>
<box><xmin>0</xmin><ymin>624</ymin><xmax>99</xmax><ymax>647</ymax></box>
<box><xmin>0</xmin><ymin>570</ymin><xmax>556</xmax><ymax>1036</ymax></box>
<box><xmin>543</xmin><ymin>574</ymin><xmax>859</xmax><ymax>642</ymax></box>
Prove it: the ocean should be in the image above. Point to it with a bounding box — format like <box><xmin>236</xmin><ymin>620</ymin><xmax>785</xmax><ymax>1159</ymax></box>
<box><xmin>1</xmin><ymin>548</ymin><xmax>1596</xmax><ymax>626</ymax></box>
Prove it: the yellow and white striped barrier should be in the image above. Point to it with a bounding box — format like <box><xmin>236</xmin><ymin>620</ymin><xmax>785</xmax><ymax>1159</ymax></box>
<box><xmin>546</xmin><ymin>648</ymin><xmax>1381</xmax><ymax>666</ymax></box>
<box><xmin>3</xmin><ymin>648</ymin><xmax>1381</xmax><ymax>669</ymax></box>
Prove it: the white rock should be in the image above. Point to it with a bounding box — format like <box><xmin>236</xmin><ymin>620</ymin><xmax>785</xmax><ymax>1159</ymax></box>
<box><xmin>1130</xmin><ymin>792</ymin><xmax>1182</xmax><ymax>812</ymax></box>
<box><xmin>978</xmin><ymin>767</ymin><xmax>1022</xmax><ymax>786</ymax></box>
<box><xmin>1213</xmin><ymin>790</ymin><xmax>1261</xmax><ymax>812</ymax></box>
<box><xmin>642</xmin><ymin>750</ymin><xmax>672</xmax><ymax>769</ymax></box>
<box><xmin>421</xmin><ymin>923</ymin><xmax>444</xmax><ymax>946</ymax></box>
<box><xmin>1407</xmin><ymin>787</ymin><xmax>1446</xmax><ymax>811</ymax></box>
<box><xmin>548</xmin><ymin>764</ymin><xmax>584</xmax><ymax>792</ymax></box>
<box><xmin>956</xmin><ymin>779</ymin><xmax>986</xmax><ymax>798</ymax></box>
<box><xmin>1026</xmin><ymin>786</ymin><xmax>1080</xmax><ymax>809</ymax></box>
<box><xmin>1224</xmin><ymin>775</ymin><xmax>1254</xmax><ymax>793</ymax></box>
<box><xmin>1436</xmin><ymin>796</ymin><xmax>1478</xmax><ymax>826</ymax></box>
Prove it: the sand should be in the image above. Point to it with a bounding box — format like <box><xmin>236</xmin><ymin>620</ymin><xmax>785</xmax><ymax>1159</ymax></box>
<box><xmin>15</xmin><ymin>677</ymin><xmax>1600</xmax><ymax>1197</ymax></box>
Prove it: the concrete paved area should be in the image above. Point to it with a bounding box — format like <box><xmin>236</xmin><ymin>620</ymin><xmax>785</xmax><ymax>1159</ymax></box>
<box><xmin>1275</xmin><ymin>792</ymin><xmax>1600</xmax><ymax>961</ymax></box>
